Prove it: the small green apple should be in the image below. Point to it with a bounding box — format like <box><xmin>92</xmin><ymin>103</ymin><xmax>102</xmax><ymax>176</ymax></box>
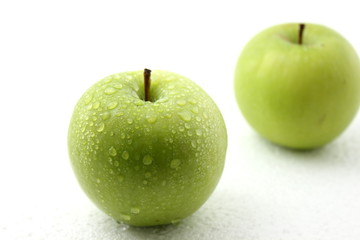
<box><xmin>235</xmin><ymin>23</ymin><xmax>360</xmax><ymax>149</ymax></box>
<box><xmin>68</xmin><ymin>69</ymin><xmax>227</xmax><ymax>226</ymax></box>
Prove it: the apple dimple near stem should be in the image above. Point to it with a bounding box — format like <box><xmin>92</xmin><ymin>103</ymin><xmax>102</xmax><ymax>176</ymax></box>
<box><xmin>144</xmin><ymin>68</ymin><xmax>151</xmax><ymax>102</ymax></box>
<box><xmin>298</xmin><ymin>23</ymin><xmax>305</xmax><ymax>45</ymax></box>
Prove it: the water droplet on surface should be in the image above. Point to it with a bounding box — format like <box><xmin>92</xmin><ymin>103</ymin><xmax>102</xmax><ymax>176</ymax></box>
<box><xmin>114</xmin><ymin>160</ymin><xmax>119</xmax><ymax>167</ymax></box>
<box><xmin>184</xmin><ymin>123</ymin><xmax>191</xmax><ymax>129</ymax></box>
<box><xmin>107</xmin><ymin>101</ymin><xmax>118</xmax><ymax>110</ymax></box>
<box><xmin>104</xmin><ymin>87</ymin><xmax>117</xmax><ymax>95</ymax></box>
<box><xmin>176</xmin><ymin>99</ymin><xmax>187</xmax><ymax>106</ymax></box>
<box><xmin>109</xmin><ymin>147</ymin><xmax>117</xmax><ymax>156</ymax></box>
<box><xmin>145</xmin><ymin>172</ymin><xmax>152</xmax><ymax>178</ymax></box>
<box><xmin>122</xmin><ymin>151</ymin><xmax>129</xmax><ymax>160</ymax></box>
<box><xmin>178</xmin><ymin>110</ymin><xmax>192</xmax><ymax>121</ymax></box>
<box><xmin>131</xmin><ymin>207</ymin><xmax>140</xmax><ymax>214</ymax></box>
<box><xmin>143</xmin><ymin>155</ymin><xmax>153</xmax><ymax>165</ymax></box>
<box><xmin>196</xmin><ymin>129</ymin><xmax>203</xmax><ymax>136</ymax></box>
<box><xmin>96</xmin><ymin>178</ymin><xmax>101</xmax><ymax>183</ymax></box>
<box><xmin>97</xmin><ymin>122</ymin><xmax>105</xmax><ymax>132</ymax></box>
<box><xmin>191</xmin><ymin>140</ymin><xmax>197</xmax><ymax>148</ymax></box>
<box><xmin>170</xmin><ymin>159</ymin><xmax>181</xmax><ymax>169</ymax></box>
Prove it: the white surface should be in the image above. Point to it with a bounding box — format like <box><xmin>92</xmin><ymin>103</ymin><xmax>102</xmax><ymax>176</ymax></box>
<box><xmin>1</xmin><ymin>0</ymin><xmax>360</xmax><ymax>239</ymax></box>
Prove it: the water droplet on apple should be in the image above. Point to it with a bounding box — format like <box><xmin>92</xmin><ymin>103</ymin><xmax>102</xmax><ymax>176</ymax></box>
<box><xmin>196</xmin><ymin>129</ymin><xmax>203</xmax><ymax>136</ymax></box>
<box><xmin>121</xmin><ymin>214</ymin><xmax>131</xmax><ymax>221</ymax></box>
<box><xmin>191</xmin><ymin>140</ymin><xmax>197</xmax><ymax>148</ymax></box>
<box><xmin>170</xmin><ymin>159</ymin><xmax>181</xmax><ymax>169</ymax></box>
<box><xmin>113</xmin><ymin>83</ymin><xmax>123</xmax><ymax>89</ymax></box>
<box><xmin>92</xmin><ymin>101</ymin><xmax>100</xmax><ymax>109</ymax></box>
<box><xmin>122</xmin><ymin>151</ymin><xmax>129</xmax><ymax>160</ymax></box>
<box><xmin>196</xmin><ymin>116</ymin><xmax>201</xmax><ymax>122</ymax></box>
<box><xmin>118</xmin><ymin>175</ymin><xmax>124</xmax><ymax>182</ymax></box>
<box><xmin>96</xmin><ymin>178</ymin><xmax>101</xmax><ymax>183</ymax></box>
<box><xmin>171</xmin><ymin>219</ymin><xmax>181</xmax><ymax>224</ymax></box>
<box><xmin>96</xmin><ymin>122</ymin><xmax>105</xmax><ymax>132</ymax></box>
<box><xmin>120</xmin><ymin>133</ymin><xmax>126</xmax><ymax>139</ymax></box>
<box><xmin>188</xmin><ymin>98</ymin><xmax>197</xmax><ymax>105</ymax></box>
<box><xmin>86</xmin><ymin>103</ymin><xmax>93</xmax><ymax>110</ymax></box>
<box><xmin>100</xmin><ymin>112</ymin><xmax>111</xmax><ymax>120</ymax></box>
<box><xmin>109</xmin><ymin>146</ymin><xmax>117</xmax><ymax>156</ymax></box>
<box><xmin>143</xmin><ymin>155</ymin><xmax>153</xmax><ymax>165</ymax></box>
<box><xmin>146</xmin><ymin>114</ymin><xmax>157</xmax><ymax>123</ymax></box>
<box><xmin>104</xmin><ymin>87</ymin><xmax>117</xmax><ymax>95</ymax></box>
<box><xmin>127</xmin><ymin>118</ymin><xmax>133</xmax><ymax>124</ymax></box>
<box><xmin>187</xmin><ymin>131</ymin><xmax>193</xmax><ymax>136</ymax></box>
<box><xmin>107</xmin><ymin>101</ymin><xmax>118</xmax><ymax>110</ymax></box>
<box><xmin>179</xmin><ymin>126</ymin><xmax>185</xmax><ymax>132</ymax></box>
<box><xmin>184</xmin><ymin>123</ymin><xmax>191</xmax><ymax>129</ymax></box>
<box><xmin>145</xmin><ymin>172</ymin><xmax>152</xmax><ymax>178</ymax></box>
<box><xmin>191</xmin><ymin>107</ymin><xmax>199</xmax><ymax>113</ymax></box>
<box><xmin>135</xmin><ymin>100</ymin><xmax>145</xmax><ymax>106</ymax></box>
<box><xmin>116</xmin><ymin>111</ymin><xmax>124</xmax><ymax>116</ymax></box>
<box><xmin>143</xmin><ymin>180</ymin><xmax>148</xmax><ymax>185</ymax></box>
<box><xmin>178</xmin><ymin>110</ymin><xmax>192</xmax><ymax>121</ymax></box>
<box><xmin>131</xmin><ymin>207</ymin><xmax>140</xmax><ymax>214</ymax></box>
<box><xmin>114</xmin><ymin>160</ymin><xmax>119</xmax><ymax>167</ymax></box>
<box><xmin>176</xmin><ymin>99</ymin><xmax>187</xmax><ymax>106</ymax></box>
<box><xmin>84</xmin><ymin>94</ymin><xmax>93</xmax><ymax>105</ymax></box>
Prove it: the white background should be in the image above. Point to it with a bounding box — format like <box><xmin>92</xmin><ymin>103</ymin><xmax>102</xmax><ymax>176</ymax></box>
<box><xmin>1</xmin><ymin>0</ymin><xmax>360</xmax><ymax>239</ymax></box>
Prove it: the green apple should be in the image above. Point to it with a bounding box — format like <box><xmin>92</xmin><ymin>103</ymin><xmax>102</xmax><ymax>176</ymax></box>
<box><xmin>234</xmin><ymin>23</ymin><xmax>360</xmax><ymax>149</ymax></box>
<box><xmin>68</xmin><ymin>69</ymin><xmax>227</xmax><ymax>226</ymax></box>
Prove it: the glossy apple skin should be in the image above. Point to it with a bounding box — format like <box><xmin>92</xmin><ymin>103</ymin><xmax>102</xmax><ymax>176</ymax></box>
<box><xmin>235</xmin><ymin>23</ymin><xmax>360</xmax><ymax>149</ymax></box>
<box><xmin>68</xmin><ymin>70</ymin><xmax>227</xmax><ymax>226</ymax></box>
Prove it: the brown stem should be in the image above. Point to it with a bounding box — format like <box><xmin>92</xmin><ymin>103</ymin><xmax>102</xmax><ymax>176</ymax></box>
<box><xmin>298</xmin><ymin>23</ymin><xmax>305</xmax><ymax>45</ymax></box>
<box><xmin>144</xmin><ymin>68</ymin><xmax>151</xmax><ymax>101</ymax></box>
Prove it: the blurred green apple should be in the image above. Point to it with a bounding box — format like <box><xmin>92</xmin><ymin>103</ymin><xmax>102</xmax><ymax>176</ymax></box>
<box><xmin>68</xmin><ymin>69</ymin><xmax>227</xmax><ymax>226</ymax></box>
<box><xmin>235</xmin><ymin>23</ymin><xmax>360</xmax><ymax>149</ymax></box>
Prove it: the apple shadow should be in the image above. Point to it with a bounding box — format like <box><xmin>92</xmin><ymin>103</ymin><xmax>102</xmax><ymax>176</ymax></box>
<box><xmin>100</xmin><ymin>186</ymin><xmax>252</xmax><ymax>240</ymax></box>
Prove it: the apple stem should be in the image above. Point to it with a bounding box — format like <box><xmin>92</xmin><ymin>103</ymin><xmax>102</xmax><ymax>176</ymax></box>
<box><xmin>144</xmin><ymin>68</ymin><xmax>151</xmax><ymax>101</ymax></box>
<box><xmin>298</xmin><ymin>23</ymin><xmax>305</xmax><ymax>45</ymax></box>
